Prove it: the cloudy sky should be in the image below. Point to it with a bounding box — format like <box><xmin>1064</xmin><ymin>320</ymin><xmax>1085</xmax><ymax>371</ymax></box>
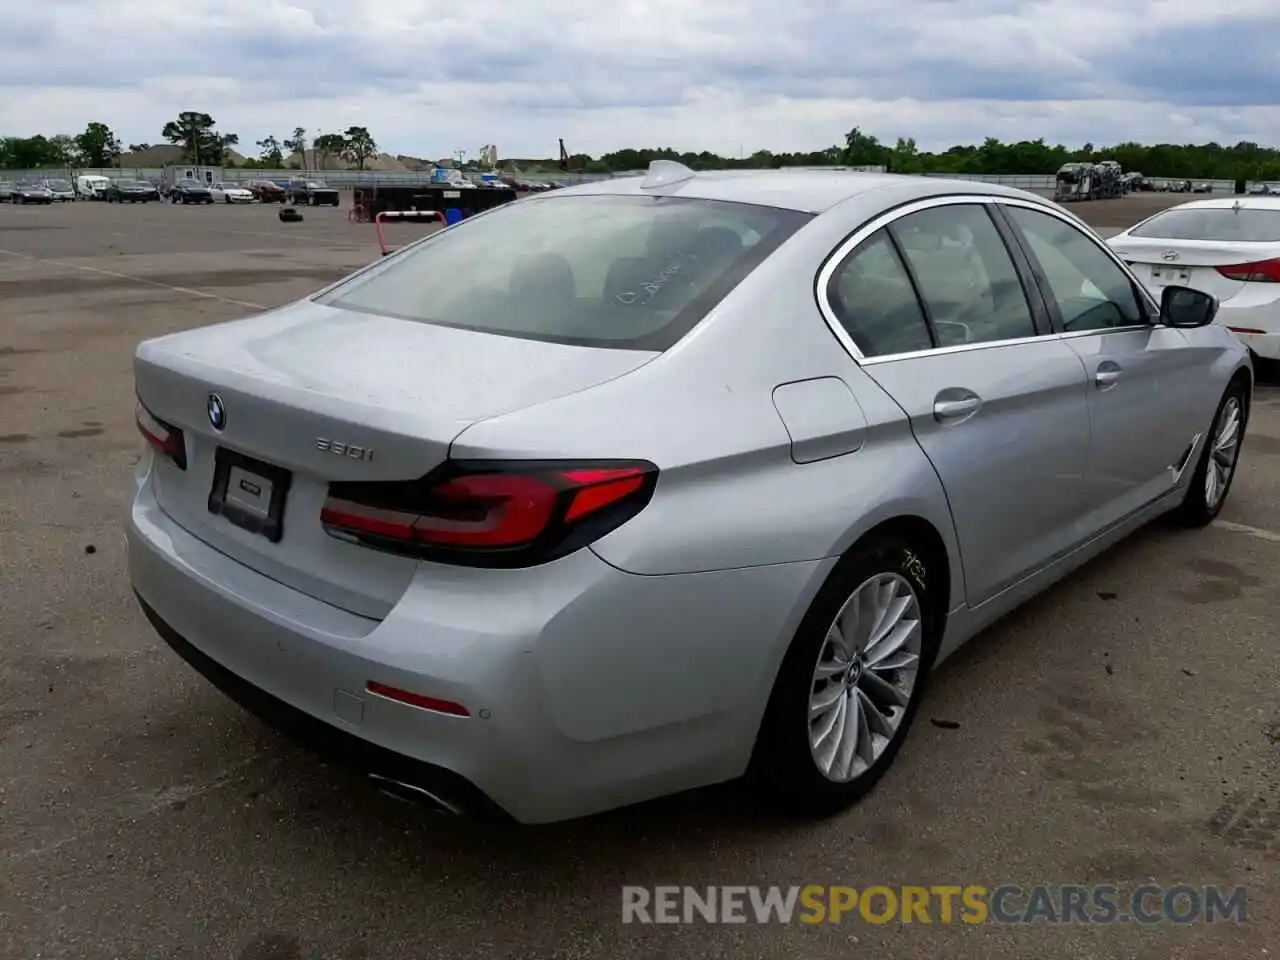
<box><xmin>2</xmin><ymin>0</ymin><xmax>1278</xmax><ymax>161</ymax></box>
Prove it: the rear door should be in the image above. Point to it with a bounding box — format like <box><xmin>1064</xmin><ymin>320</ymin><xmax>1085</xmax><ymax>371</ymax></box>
<box><xmin>824</xmin><ymin>198</ymin><xmax>1092</xmax><ymax>606</ymax></box>
<box><xmin>998</xmin><ymin>202</ymin><xmax>1209</xmax><ymax>531</ymax></box>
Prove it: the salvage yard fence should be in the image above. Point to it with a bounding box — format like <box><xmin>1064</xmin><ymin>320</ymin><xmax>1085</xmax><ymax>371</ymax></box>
<box><xmin>0</xmin><ymin>167</ymin><xmax>1253</xmax><ymax>195</ymax></box>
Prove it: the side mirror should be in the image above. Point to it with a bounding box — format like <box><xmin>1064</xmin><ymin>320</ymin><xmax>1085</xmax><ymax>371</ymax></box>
<box><xmin>1160</xmin><ymin>285</ymin><xmax>1217</xmax><ymax>328</ymax></box>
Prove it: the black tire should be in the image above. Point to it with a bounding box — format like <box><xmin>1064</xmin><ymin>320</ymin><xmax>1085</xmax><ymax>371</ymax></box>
<box><xmin>749</xmin><ymin>531</ymin><xmax>942</xmax><ymax>817</ymax></box>
<box><xmin>1171</xmin><ymin>378</ymin><xmax>1249</xmax><ymax>527</ymax></box>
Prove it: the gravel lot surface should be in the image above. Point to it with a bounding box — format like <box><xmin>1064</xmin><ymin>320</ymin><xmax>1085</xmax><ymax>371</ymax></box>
<box><xmin>1</xmin><ymin>194</ymin><xmax>1276</xmax><ymax>960</ymax></box>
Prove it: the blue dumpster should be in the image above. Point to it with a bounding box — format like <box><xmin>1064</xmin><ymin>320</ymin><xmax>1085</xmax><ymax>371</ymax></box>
<box><xmin>445</xmin><ymin>208</ymin><xmax>464</xmax><ymax>225</ymax></box>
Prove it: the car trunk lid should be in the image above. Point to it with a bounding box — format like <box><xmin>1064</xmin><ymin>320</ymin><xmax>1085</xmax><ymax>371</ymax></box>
<box><xmin>135</xmin><ymin>300</ymin><xmax>656</xmax><ymax>618</ymax></box>
<box><xmin>1110</xmin><ymin>236</ymin><xmax>1280</xmax><ymax>302</ymax></box>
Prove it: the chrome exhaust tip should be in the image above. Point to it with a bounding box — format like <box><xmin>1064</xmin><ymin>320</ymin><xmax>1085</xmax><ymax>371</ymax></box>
<box><xmin>368</xmin><ymin>773</ymin><xmax>464</xmax><ymax>816</ymax></box>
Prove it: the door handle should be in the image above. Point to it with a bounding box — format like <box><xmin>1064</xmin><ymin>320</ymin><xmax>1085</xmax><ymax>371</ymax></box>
<box><xmin>1095</xmin><ymin>368</ymin><xmax>1121</xmax><ymax>387</ymax></box>
<box><xmin>933</xmin><ymin>396</ymin><xmax>982</xmax><ymax>421</ymax></box>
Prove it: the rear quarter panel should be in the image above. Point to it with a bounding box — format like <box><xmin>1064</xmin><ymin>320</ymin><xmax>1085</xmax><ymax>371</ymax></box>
<box><xmin>449</xmin><ymin>187</ymin><xmax>965</xmax><ymax>598</ymax></box>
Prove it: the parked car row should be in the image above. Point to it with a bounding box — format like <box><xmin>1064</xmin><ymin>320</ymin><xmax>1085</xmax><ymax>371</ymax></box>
<box><xmin>0</xmin><ymin>178</ymin><xmax>77</xmax><ymax>203</ymax></box>
<box><xmin>166</xmin><ymin>177</ymin><xmax>339</xmax><ymax>206</ymax></box>
<box><xmin>106</xmin><ymin>179</ymin><xmax>162</xmax><ymax>203</ymax></box>
<box><xmin>0</xmin><ymin>174</ymin><xmax>342</xmax><ymax>206</ymax></box>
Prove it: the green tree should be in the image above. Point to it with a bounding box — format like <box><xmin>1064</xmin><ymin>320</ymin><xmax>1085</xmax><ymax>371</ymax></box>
<box><xmin>312</xmin><ymin>133</ymin><xmax>346</xmax><ymax>170</ymax></box>
<box><xmin>0</xmin><ymin>135</ymin><xmax>65</xmax><ymax>168</ymax></box>
<box><xmin>74</xmin><ymin>122</ymin><xmax>121</xmax><ymax>167</ymax></box>
<box><xmin>48</xmin><ymin>134</ymin><xmax>78</xmax><ymax>166</ymax></box>
<box><xmin>342</xmin><ymin>126</ymin><xmax>378</xmax><ymax>170</ymax></box>
<box><xmin>283</xmin><ymin>127</ymin><xmax>307</xmax><ymax>170</ymax></box>
<box><xmin>889</xmin><ymin>137</ymin><xmax>920</xmax><ymax>174</ymax></box>
<box><xmin>841</xmin><ymin>127</ymin><xmax>890</xmax><ymax>167</ymax></box>
<box><xmin>160</xmin><ymin>111</ymin><xmax>238</xmax><ymax>165</ymax></box>
<box><xmin>256</xmin><ymin>135</ymin><xmax>283</xmax><ymax>167</ymax></box>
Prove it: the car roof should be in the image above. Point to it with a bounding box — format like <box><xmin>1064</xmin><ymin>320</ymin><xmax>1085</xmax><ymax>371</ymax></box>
<box><xmin>552</xmin><ymin>167</ymin><xmax>1047</xmax><ymax>213</ymax></box>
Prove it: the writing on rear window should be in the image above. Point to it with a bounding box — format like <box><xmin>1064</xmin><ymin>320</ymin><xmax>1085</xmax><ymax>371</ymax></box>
<box><xmin>320</xmin><ymin>195</ymin><xmax>811</xmax><ymax>352</ymax></box>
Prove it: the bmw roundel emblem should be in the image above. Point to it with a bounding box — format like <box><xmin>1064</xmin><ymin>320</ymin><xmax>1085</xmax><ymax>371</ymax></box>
<box><xmin>207</xmin><ymin>393</ymin><xmax>226</xmax><ymax>430</ymax></box>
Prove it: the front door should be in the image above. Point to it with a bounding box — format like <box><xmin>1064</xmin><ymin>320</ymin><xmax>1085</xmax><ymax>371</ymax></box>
<box><xmin>999</xmin><ymin>204</ymin><xmax>1209</xmax><ymax>530</ymax></box>
<box><xmin>825</xmin><ymin>201</ymin><xmax>1093</xmax><ymax>606</ymax></box>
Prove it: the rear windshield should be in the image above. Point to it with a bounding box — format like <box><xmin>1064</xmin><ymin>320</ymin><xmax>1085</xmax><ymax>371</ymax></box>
<box><xmin>1129</xmin><ymin>207</ymin><xmax>1280</xmax><ymax>242</ymax></box>
<box><xmin>322</xmin><ymin>194</ymin><xmax>811</xmax><ymax>350</ymax></box>
<box><xmin>47</xmin><ymin>180</ymin><xmax>71</xmax><ymax>190</ymax></box>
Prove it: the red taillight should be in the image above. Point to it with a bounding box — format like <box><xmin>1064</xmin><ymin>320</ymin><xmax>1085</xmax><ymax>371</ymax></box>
<box><xmin>135</xmin><ymin>400</ymin><xmax>186</xmax><ymax>469</ymax></box>
<box><xmin>320</xmin><ymin>460</ymin><xmax>658</xmax><ymax>567</ymax></box>
<box><xmin>1215</xmin><ymin>258</ymin><xmax>1280</xmax><ymax>282</ymax></box>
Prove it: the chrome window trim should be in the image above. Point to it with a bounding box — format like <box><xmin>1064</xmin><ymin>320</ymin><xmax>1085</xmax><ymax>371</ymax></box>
<box><xmin>815</xmin><ymin>193</ymin><xmax>1159</xmax><ymax>366</ymax></box>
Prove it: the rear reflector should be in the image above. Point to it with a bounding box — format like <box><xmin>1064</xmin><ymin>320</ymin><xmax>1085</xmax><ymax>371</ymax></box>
<box><xmin>135</xmin><ymin>400</ymin><xmax>186</xmax><ymax>469</ymax></box>
<box><xmin>1215</xmin><ymin>258</ymin><xmax>1280</xmax><ymax>282</ymax></box>
<box><xmin>1228</xmin><ymin>327</ymin><xmax>1267</xmax><ymax>335</ymax></box>
<box><xmin>366</xmin><ymin>680</ymin><xmax>470</xmax><ymax>717</ymax></box>
<box><xmin>321</xmin><ymin>459</ymin><xmax>659</xmax><ymax>568</ymax></box>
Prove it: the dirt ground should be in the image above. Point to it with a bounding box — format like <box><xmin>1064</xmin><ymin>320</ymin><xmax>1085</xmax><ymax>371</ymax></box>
<box><xmin>0</xmin><ymin>197</ymin><xmax>1276</xmax><ymax>960</ymax></box>
<box><xmin>1058</xmin><ymin>191</ymin><xmax>1208</xmax><ymax>228</ymax></box>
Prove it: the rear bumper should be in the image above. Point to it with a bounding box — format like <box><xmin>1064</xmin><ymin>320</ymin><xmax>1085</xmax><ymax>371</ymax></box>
<box><xmin>135</xmin><ymin>594</ymin><xmax>510</xmax><ymax>818</ymax></box>
<box><xmin>1218</xmin><ymin>305</ymin><xmax>1280</xmax><ymax>360</ymax></box>
<box><xmin>126</xmin><ymin>464</ymin><xmax>822</xmax><ymax>823</ymax></box>
<box><xmin>1236</xmin><ymin>333</ymin><xmax>1280</xmax><ymax>361</ymax></box>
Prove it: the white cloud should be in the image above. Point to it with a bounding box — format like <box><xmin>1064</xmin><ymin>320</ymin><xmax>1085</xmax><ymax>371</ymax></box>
<box><xmin>2</xmin><ymin>0</ymin><xmax>1278</xmax><ymax>159</ymax></box>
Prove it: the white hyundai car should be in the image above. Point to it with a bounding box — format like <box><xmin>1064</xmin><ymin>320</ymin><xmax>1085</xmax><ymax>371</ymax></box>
<box><xmin>1108</xmin><ymin>196</ymin><xmax>1280</xmax><ymax>363</ymax></box>
<box><xmin>210</xmin><ymin>182</ymin><xmax>255</xmax><ymax>204</ymax></box>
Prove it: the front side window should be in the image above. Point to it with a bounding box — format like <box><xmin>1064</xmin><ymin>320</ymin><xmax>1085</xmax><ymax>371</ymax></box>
<box><xmin>890</xmin><ymin>204</ymin><xmax>1037</xmax><ymax>347</ymax></box>
<box><xmin>827</xmin><ymin>229</ymin><xmax>933</xmax><ymax>358</ymax></box>
<box><xmin>1005</xmin><ymin>206</ymin><xmax>1144</xmax><ymax>332</ymax></box>
<box><xmin>323</xmin><ymin>194</ymin><xmax>810</xmax><ymax>350</ymax></box>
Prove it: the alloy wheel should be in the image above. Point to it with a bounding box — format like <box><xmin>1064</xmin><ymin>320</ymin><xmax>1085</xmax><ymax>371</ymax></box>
<box><xmin>808</xmin><ymin>572</ymin><xmax>923</xmax><ymax>783</ymax></box>
<box><xmin>1205</xmin><ymin>396</ymin><xmax>1242</xmax><ymax>510</ymax></box>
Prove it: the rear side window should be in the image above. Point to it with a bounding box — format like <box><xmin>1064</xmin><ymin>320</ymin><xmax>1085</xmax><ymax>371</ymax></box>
<box><xmin>890</xmin><ymin>204</ymin><xmax>1036</xmax><ymax>347</ymax></box>
<box><xmin>1128</xmin><ymin>207</ymin><xmax>1280</xmax><ymax>242</ymax></box>
<box><xmin>321</xmin><ymin>195</ymin><xmax>810</xmax><ymax>350</ymax></box>
<box><xmin>827</xmin><ymin>230</ymin><xmax>933</xmax><ymax>357</ymax></box>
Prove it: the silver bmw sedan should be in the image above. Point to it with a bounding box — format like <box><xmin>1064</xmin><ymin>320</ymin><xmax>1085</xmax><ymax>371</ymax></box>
<box><xmin>127</xmin><ymin>163</ymin><xmax>1252</xmax><ymax>823</ymax></box>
